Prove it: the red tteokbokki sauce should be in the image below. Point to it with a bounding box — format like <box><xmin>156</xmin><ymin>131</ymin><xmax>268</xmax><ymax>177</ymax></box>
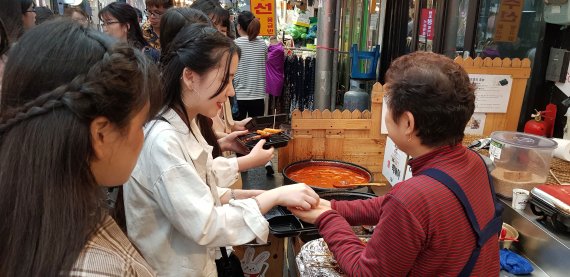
<box><xmin>287</xmin><ymin>165</ymin><xmax>368</xmax><ymax>188</ymax></box>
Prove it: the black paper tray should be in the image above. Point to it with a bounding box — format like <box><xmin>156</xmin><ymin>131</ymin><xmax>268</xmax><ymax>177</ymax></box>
<box><xmin>265</xmin><ymin>191</ymin><xmax>377</xmax><ymax>238</ymax></box>
<box><xmin>265</xmin><ymin>206</ymin><xmax>317</xmax><ymax>238</ymax></box>
<box><xmin>237</xmin><ymin>133</ymin><xmax>290</xmax><ymax>150</ymax></box>
<box><xmin>245</xmin><ymin>114</ymin><xmax>288</xmax><ymax>131</ymax></box>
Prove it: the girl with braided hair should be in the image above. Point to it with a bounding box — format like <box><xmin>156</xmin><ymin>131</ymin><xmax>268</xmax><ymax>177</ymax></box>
<box><xmin>124</xmin><ymin>24</ymin><xmax>319</xmax><ymax>276</ymax></box>
<box><xmin>0</xmin><ymin>19</ymin><xmax>161</xmax><ymax>276</ymax></box>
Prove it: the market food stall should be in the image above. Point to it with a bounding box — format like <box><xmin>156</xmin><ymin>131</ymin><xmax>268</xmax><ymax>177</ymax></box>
<box><xmin>249</xmin><ymin>56</ymin><xmax>570</xmax><ymax>276</ymax></box>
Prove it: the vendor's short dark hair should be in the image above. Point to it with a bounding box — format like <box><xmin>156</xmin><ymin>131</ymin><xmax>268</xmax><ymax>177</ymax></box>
<box><xmin>145</xmin><ymin>0</ymin><xmax>174</xmax><ymax>9</ymax></box>
<box><xmin>385</xmin><ymin>51</ymin><xmax>475</xmax><ymax>147</ymax></box>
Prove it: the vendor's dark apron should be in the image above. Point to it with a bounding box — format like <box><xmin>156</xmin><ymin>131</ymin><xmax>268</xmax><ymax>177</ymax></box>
<box><xmin>421</xmin><ymin>162</ymin><xmax>503</xmax><ymax>277</ymax></box>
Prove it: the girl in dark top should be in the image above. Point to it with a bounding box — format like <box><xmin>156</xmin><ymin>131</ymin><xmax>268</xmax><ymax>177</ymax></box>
<box><xmin>99</xmin><ymin>2</ymin><xmax>159</xmax><ymax>62</ymax></box>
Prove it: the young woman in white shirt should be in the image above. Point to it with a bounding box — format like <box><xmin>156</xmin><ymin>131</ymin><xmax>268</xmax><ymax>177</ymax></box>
<box><xmin>125</xmin><ymin>24</ymin><xmax>319</xmax><ymax>276</ymax></box>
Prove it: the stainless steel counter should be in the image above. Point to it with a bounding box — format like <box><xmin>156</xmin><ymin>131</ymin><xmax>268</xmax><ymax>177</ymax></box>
<box><xmin>500</xmin><ymin>198</ymin><xmax>570</xmax><ymax>277</ymax></box>
<box><xmin>241</xmin><ymin>169</ymin><xmax>570</xmax><ymax>277</ymax></box>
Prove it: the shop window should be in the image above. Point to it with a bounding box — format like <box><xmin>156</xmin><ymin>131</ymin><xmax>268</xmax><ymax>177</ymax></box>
<box><xmin>475</xmin><ymin>0</ymin><xmax>542</xmax><ymax>61</ymax></box>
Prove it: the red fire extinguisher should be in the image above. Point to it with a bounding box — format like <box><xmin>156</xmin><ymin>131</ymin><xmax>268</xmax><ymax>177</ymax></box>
<box><xmin>524</xmin><ymin>110</ymin><xmax>547</xmax><ymax>136</ymax></box>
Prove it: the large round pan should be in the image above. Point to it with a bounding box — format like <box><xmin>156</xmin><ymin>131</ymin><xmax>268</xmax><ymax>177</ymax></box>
<box><xmin>282</xmin><ymin>159</ymin><xmax>372</xmax><ymax>193</ymax></box>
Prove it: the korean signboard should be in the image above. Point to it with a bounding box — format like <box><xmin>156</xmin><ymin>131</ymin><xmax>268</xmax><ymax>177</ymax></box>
<box><xmin>251</xmin><ymin>0</ymin><xmax>276</xmax><ymax>36</ymax></box>
<box><xmin>494</xmin><ymin>0</ymin><xmax>524</xmax><ymax>42</ymax></box>
<box><xmin>419</xmin><ymin>8</ymin><xmax>436</xmax><ymax>40</ymax></box>
<box><xmin>469</xmin><ymin>74</ymin><xmax>513</xmax><ymax>113</ymax></box>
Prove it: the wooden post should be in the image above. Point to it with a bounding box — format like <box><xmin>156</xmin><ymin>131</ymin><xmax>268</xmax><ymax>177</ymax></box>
<box><xmin>370</xmin><ymin>83</ymin><xmax>384</xmax><ymax>139</ymax></box>
<box><xmin>454</xmin><ymin>56</ymin><xmax>531</xmax><ymax>136</ymax></box>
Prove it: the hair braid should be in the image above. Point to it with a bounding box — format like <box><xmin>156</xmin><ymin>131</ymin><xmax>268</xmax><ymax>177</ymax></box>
<box><xmin>0</xmin><ymin>77</ymin><xmax>88</xmax><ymax>136</ymax></box>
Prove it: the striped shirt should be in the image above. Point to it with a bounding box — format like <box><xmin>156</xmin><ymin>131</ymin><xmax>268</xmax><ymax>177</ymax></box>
<box><xmin>68</xmin><ymin>216</ymin><xmax>155</xmax><ymax>276</ymax></box>
<box><xmin>315</xmin><ymin>144</ymin><xmax>500</xmax><ymax>276</ymax></box>
<box><xmin>234</xmin><ymin>37</ymin><xmax>267</xmax><ymax>100</ymax></box>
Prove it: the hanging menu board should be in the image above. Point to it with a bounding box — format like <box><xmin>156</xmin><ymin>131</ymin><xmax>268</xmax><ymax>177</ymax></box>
<box><xmin>251</xmin><ymin>0</ymin><xmax>277</xmax><ymax>36</ymax></box>
<box><xmin>494</xmin><ymin>0</ymin><xmax>524</xmax><ymax>42</ymax></box>
<box><xmin>470</xmin><ymin>74</ymin><xmax>513</xmax><ymax>113</ymax></box>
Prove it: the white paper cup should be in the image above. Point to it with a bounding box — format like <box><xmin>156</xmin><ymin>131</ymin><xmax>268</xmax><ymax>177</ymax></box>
<box><xmin>512</xmin><ymin>189</ymin><xmax>530</xmax><ymax>210</ymax></box>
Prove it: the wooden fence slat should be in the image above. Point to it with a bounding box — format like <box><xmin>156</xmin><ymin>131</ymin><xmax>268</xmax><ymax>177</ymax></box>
<box><xmin>293</xmin><ymin>137</ymin><xmax>313</xmax><ymax>160</ymax></box>
<box><xmin>362</xmin><ymin>110</ymin><xmax>372</xmax><ymax>119</ymax></box>
<box><xmin>522</xmin><ymin>58</ymin><xmax>531</xmax><ymax>68</ymax></box>
<box><xmin>463</xmin><ymin>67</ymin><xmax>530</xmax><ymax>78</ymax></box>
<box><xmin>502</xmin><ymin>58</ymin><xmax>512</xmax><ymax>67</ymax></box>
<box><xmin>341</xmin><ymin>110</ymin><xmax>352</xmax><ymax>119</ymax></box>
<box><xmin>464</xmin><ymin>57</ymin><xmax>474</xmax><ymax>67</ymax></box>
<box><xmin>352</xmin><ymin>110</ymin><xmax>362</xmax><ymax>119</ymax></box>
<box><xmin>292</xmin><ymin>119</ymin><xmax>371</xmax><ymax>130</ymax></box>
<box><xmin>302</xmin><ymin>109</ymin><xmax>312</xmax><ymax>118</ymax></box>
<box><xmin>293</xmin><ymin>130</ymin><xmax>312</xmax><ymax>136</ymax></box>
<box><xmin>483</xmin><ymin>57</ymin><xmax>493</xmax><ymax>67</ymax></box>
<box><xmin>312</xmin><ymin>109</ymin><xmax>322</xmax><ymax>118</ymax></box>
<box><xmin>322</xmin><ymin>109</ymin><xmax>332</xmax><ymax>118</ymax></box>
<box><xmin>512</xmin><ymin>58</ymin><xmax>522</xmax><ymax>67</ymax></box>
<box><xmin>473</xmin><ymin>57</ymin><xmax>483</xmax><ymax>67</ymax></box>
<box><xmin>492</xmin><ymin>57</ymin><xmax>502</xmax><ymax>67</ymax></box>
<box><xmin>372</xmin><ymin>82</ymin><xmax>384</xmax><ymax>98</ymax></box>
<box><xmin>454</xmin><ymin>56</ymin><xmax>465</xmax><ymax>65</ymax></box>
<box><xmin>312</xmin><ymin>130</ymin><xmax>326</xmax><ymax>157</ymax></box>
<box><xmin>332</xmin><ymin>109</ymin><xmax>342</xmax><ymax>118</ymax></box>
<box><xmin>291</xmin><ymin>109</ymin><xmax>302</xmax><ymax>118</ymax></box>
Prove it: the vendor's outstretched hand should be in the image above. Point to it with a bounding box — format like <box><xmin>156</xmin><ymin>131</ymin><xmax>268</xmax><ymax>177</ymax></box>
<box><xmin>290</xmin><ymin>203</ymin><xmax>332</xmax><ymax>224</ymax></box>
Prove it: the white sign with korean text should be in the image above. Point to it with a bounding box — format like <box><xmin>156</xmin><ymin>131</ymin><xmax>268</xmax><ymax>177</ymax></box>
<box><xmin>470</xmin><ymin>74</ymin><xmax>513</xmax><ymax>113</ymax></box>
<box><xmin>382</xmin><ymin>137</ymin><xmax>412</xmax><ymax>186</ymax></box>
<box><xmin>464</xmin><ymin>113</ymin><xmax>487</xmax><ymax>135</ymax></box>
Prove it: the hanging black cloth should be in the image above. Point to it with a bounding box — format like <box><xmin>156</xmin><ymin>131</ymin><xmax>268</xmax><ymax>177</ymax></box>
<box><xmin>279</xmin><ymin>53</ymin><xmax>317</xmax><ymax>114</ymax></box>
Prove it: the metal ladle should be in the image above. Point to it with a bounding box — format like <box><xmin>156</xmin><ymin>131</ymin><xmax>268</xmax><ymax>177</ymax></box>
<box><xmin>333</xmin><ymin>181</ymin><xmax>386</xmax><ymax>188</ymax></box>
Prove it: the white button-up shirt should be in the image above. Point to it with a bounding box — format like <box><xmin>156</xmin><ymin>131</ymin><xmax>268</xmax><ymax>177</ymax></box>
<box><xmin>125</xmin><ymin>109</ymin><xmax>269</xmax><ymax>276</ymax></box>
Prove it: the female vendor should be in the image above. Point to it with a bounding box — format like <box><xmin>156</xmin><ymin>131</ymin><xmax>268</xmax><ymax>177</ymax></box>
<box><xmin>293</xmin><ymin>52</ymin><xmax>502</xmax><ymax>276</ymax></box>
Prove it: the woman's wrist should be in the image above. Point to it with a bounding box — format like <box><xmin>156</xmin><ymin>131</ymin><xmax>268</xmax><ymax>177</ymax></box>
<box><xmin>252</xmin><ymin>196</ymin><xmax>262</xmax><ymax>211</ymax></box>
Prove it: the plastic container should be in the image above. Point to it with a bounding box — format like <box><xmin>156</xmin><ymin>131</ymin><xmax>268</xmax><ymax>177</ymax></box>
<box><xmin>489</xmin><ymin>131</ymin><xmax>558</xmax><ymax>198</ymax></box>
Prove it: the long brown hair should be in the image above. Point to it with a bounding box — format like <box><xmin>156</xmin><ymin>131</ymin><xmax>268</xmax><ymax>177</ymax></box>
<box><xmin>237</xmin><ymin>11</ymin><xmax>260</xmax><ymax>41</ymax></box>
<box><xmin>0</xmin><ymin>38</ymin><xmax>160</xmax><ymax>277</ymax></box>
<box><xmin>160</xmin><ymin>24</ymin><xmax>240</xmax><ymax>157</ymax></box>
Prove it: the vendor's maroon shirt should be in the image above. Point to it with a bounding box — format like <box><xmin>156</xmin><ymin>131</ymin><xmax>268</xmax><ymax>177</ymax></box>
<box><xmin>315</xmin><ymin>144</ymin><xmax>500</xmax><ymax>276</ymax></box>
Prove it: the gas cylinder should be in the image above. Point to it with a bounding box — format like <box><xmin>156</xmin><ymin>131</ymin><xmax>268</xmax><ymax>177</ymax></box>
<box><xmin>343</xmin><ymin>79</ymin><xmax>370</xmax><ymax>112</ymax></box>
